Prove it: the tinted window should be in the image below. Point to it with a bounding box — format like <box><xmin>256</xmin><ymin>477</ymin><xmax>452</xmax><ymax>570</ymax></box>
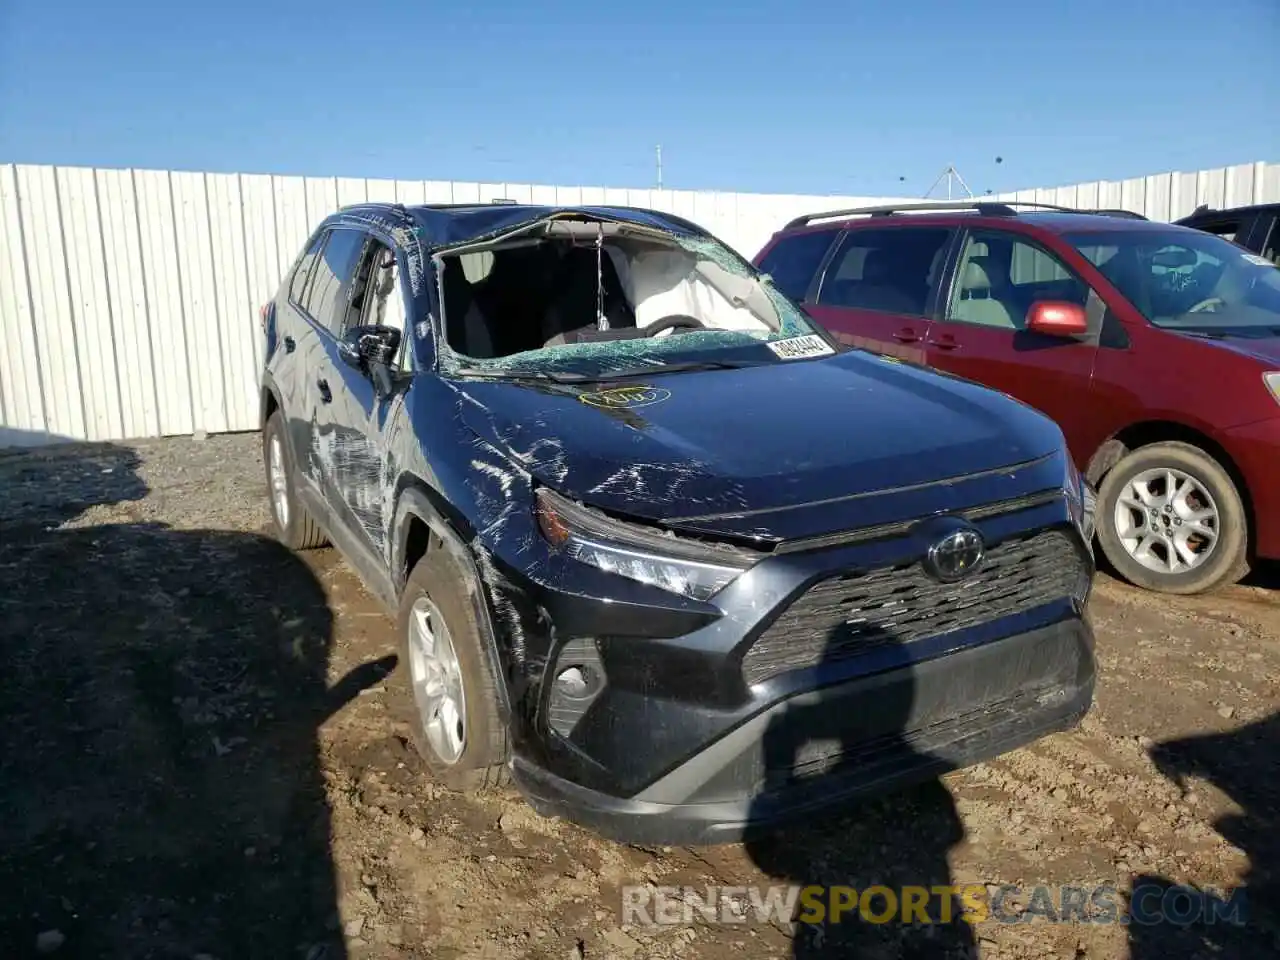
<box><xmin>303</xmin><ymin>228</ymin><xmax>368</xmax><ymax>333</ymax></box>
<box><xmin>757</xmin><ymin>229</ymin><xmax>838</xmax><ymax>300</ymax></box>
<box><xmin>947</xmin><ymin>231</ymin><xmax>1087</xmax><ymax>331</ymax></box>
<box><xmin>817</xmin><ymin>228</ymin><xmax>951</xmax><ymax>316</ymax></box>
<box><xmin>1197</xmin><ymin>219</ymin><xmax>1242</xmax><ymax>242</ymax></box>
<box><xmin>288</xmin><ymin>232</ymin><xmax>326</xmax><ymax>304</ymax></box>
<box><xmin>1066</xmin><ymin>228</ymin><xmax>1280</xmax><ymax>332</ymax></box>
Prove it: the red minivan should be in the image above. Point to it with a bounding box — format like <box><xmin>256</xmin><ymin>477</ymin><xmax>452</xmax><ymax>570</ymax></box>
<box><xmin>755</xmin><ymin>201</ymin><xmax>1280</xmax><ymax>595</ymax></box>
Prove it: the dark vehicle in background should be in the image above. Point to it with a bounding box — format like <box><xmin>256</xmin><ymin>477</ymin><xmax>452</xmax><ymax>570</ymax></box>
<box><xmin>1176</xmin><ymin>202</ymin><xmax>1280</xmax><ymax>266</ymax></box>
<box><xmin>756</xmin><ymin>201</ymin><xmax>1280</xmax><ymax>595</ymax></box>
<box><xmin>258</xmin><ymin>201</ymin><xmax>1095</xmax><ymax>844</ymax></box>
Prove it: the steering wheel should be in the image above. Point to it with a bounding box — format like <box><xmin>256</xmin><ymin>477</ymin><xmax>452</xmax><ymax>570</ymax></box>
<box><xmin>645</xmin><ymin>314</ymin><xmax>706</xmax><ymax>337</ymax></box>
<box><xmin>1187</xmin><ymin>296</ymin><xmax>1225</xmax><ymax>314</ymax></box>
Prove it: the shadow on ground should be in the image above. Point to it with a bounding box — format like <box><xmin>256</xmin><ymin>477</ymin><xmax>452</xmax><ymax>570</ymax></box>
<box><xmin>1130</xmin><ymin>712</ymin><xmax>1280</xmax><ymax>959</ymax></box>
<box><xmin>0</xmin><ymin>436</ymin><xmax>391</xmax><ymax>959</ymax></box>
<box><xmin>743</xmin><ymin>619</ymin><xmax>977</xmax><ymax>959</ymax></box>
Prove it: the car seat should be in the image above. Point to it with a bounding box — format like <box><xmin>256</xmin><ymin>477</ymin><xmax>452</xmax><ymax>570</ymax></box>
<box><xmin>541</xmin><ymin>247</ymin><xmax>635</xmax><ymax>345</ymax></box>
<box><xmin>442</xmin><ymin>258</ymin><xmax>496</xmax><ymax>358</ymax></box>
<box><xmin>848</xmin><ymin>248</ymin><xmax>920</xmax><ymax>315</ymax></box>
<box><xmin>951</xmin><ymin>256</ymin><xmax>1019</xmax><ymax>328</ymax></box>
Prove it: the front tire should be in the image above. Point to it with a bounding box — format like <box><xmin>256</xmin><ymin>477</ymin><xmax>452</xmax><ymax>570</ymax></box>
<box><xmin>1096</xmin><ymin>441</ymin><xmax>1249</xmax><ymax>595</ymax></box>
<box><xmin>396</xmin><ymin>546</ymin><xmax>510</xmax><ymax>793</ymax></box>
<box><xmin>263</xmin><ymin>410</ymin><xmax>328</xmax><ymax>550</ymax></box>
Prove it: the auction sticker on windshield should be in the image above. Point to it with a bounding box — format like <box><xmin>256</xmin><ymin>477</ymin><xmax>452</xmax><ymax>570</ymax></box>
<box><xmin>766</xmin><ymin>335</ymin><xmax>836</xmax><ymax>360</ymax></box>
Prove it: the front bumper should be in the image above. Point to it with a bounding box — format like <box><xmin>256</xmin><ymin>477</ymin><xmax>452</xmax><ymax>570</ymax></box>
<box><xmin>478</xmin><ymin>476</ymin><xmax>1095</xmax><ymax>845</ymax></box>
<box><xmin>513</xmin><ymin>616</ymin><xmax>1094</xmax><ymax>846</ymax></box>
<box><xmin>1222</xmin><ymin>416</ymin><xmax>1280</xmax><ymax>560</ymax></box>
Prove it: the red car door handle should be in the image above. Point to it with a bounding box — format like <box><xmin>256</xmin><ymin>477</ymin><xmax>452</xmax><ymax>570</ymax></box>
<box><xmin>892</xmin><ymin>328</ymin><xmax>921</xmax><ymax>343</ymax></box>
<box><xmin>930</xmin><ymin>335</ymin><xmax>959</xmax><ymax>350</ymax></box>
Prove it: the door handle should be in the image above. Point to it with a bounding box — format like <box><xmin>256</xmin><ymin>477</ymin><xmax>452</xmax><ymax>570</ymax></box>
<box><xmin>283</xmin><ymin>336</ymin><xmax>296</xmax><ymax>353</ymax></box>
<box><xmin>892</xmin><ymin>328</ymin><xmax>922</xmax><ymax>344</ymax></box>
<box><xmin>317</xmin><ymin>379</ymin><xmax>332</xmax><ymax>404</ymax></box>
<box><xmin>929</xmin><ymin>334</ymin><xmax>959</xmax><ymax>351</ymax></box>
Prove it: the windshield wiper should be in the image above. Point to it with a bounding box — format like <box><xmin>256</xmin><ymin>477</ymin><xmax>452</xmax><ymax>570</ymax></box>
<box><xmin>451</xmin><ymin>366</ymin><xmax>564</xmax><ymax>382</ymax></box>
<box><xmin>452</xmin><ymin>358</ymin><xmax>773</xmax><ymax>384</ymax></box>
<box><xmin>558</xmin><ymin>359</ymin><xmax>775</xmax><ymax>382</ymax></box>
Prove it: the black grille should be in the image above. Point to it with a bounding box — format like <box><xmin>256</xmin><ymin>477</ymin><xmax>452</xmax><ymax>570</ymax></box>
<box><xmin>742</xmin><ymin>529</ymin><xmax>1083</xmax><ymax>685</ymax></box>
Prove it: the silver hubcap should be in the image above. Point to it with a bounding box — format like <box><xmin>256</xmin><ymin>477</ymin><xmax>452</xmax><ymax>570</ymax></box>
<box><xmin>269</xmin><ymin>434</ymin><xmax>290</xmax><ymax>529</ymax></box>
<box><xmin>407</xmin><ymin>597</ymin><xmax>466</xmax><ymax>764</ymax></box>
<box><xmin>1113</xmin><ymin>467</ymin><xmax>1220</xmax><ymax>575</ymax></box>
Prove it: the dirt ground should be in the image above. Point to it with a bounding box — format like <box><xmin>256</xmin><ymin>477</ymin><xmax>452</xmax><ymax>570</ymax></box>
<box><xmin>2</xmin><ymin>433</ymin><xmax>1277</xmax><ymax>960</ymax></box>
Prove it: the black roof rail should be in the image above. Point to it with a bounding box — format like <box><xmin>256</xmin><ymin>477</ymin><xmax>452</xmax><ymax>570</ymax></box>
<box><xmin>338</xmin><ymin>201</ymin><xmax>411</xmax><ymax>217</ymax></box>
<box><xmin>783</xmin><ymin>199</ymin><xmax>1148</xmax><ymax>229</ymax></box>
<box><xmin>1082</xmin><ymin>208</ymin><xmax>1148</xmax><ymax>220</ymax></box>
<box><xmin>783</xmin><ymin>200</ymin><xmax>1019</xmax><ymax>229</ymax></box>
<box><xmin>993</xmin><ymin>201</ymin><xmax>1147</xmax><ymax>220</ymax></box>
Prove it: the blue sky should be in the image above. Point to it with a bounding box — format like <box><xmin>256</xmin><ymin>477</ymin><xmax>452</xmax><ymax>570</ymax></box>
<box><xmin>1</xmin><ymin>0</ymin><xmax>1276</xmax><ymax>195</ymax></box>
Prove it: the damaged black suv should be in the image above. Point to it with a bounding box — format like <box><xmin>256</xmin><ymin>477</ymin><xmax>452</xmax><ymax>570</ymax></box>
<box><xmin>258</xmin><ymin>201</ymin><xmax>1097</xmax><ymax>844</ymax></box>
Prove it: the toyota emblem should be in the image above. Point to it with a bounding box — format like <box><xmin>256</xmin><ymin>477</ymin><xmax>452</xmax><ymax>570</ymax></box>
<box><xmin>924</xmin><ymin>528</ymin><xmax>985</xmax><ymax>583</ymax></box>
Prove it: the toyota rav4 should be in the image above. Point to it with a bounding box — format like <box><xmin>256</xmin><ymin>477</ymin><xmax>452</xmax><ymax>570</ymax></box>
<box><xmin>259</xmin><ymin>201</ymin><xmax>1096</xmax><ymax>844</ymax></box>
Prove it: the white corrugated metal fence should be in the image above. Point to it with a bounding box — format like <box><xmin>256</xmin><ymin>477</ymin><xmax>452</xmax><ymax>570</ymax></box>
<box><xmin>1</xmin><ymin>159</ymin><xmax>1277</xmax><ymax>446</ymax></box>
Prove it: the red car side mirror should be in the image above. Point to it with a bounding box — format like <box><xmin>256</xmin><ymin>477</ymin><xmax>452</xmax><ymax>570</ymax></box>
<box><xmin>1026</xmin><ymin>301</ymin><xmax>1088</xmax><ymax>337</ymax></box>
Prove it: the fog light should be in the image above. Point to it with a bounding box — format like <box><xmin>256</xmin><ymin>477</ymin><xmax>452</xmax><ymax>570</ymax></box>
<box><xmin>555</xmin><ymin>665</ymin><xmax>602</xmax><ymax>698</ymax></box>
<box><xmin>547</xmin><ymin>638</ymin><xmax>607</xmax><ymax>738</ymax></box>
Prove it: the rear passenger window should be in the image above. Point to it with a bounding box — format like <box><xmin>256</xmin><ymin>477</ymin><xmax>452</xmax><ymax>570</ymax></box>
<box><xmin>288</xmin><ymin>232</ymin><xmax>326</xmax><ymax>305</ymax></box>
<box><xmin>816</xmin><ymin>228</ymin><xmax>951</xmax><ymax>316</ymax></box>
<box><xmin>303</xmin><ymin>228</ymin><xmax>369</xmax><ymax>333</ymax></box>
<box><xmin>757</xmin><ymin>229</ymin><xmax>838</xmax><ymax>301</ymax></box>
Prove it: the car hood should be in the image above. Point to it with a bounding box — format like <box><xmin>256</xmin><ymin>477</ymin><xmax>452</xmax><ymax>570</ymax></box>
<box><xmin>1197</xmin><ymin>333</ymin><xmax>1280</xmax><ymax>366</ymax></box>
<box><xmin>453</xmin><ymin>351</ymin><xmax>1066</xmax><ymax>543</ymax></box>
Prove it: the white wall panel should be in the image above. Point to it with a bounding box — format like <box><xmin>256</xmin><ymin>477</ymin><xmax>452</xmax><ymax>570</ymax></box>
<box><xmin>17</xmin><ymin>165</ymin><xmax>84</xmax><ymax>439</ymax></box>
<box><xmin>241</xmin><ymin>173</ymin><xmax>281</xmax><ymax>372</ymax></box>
<box><xmin>396</xmin><ymin>179</ymin><xmax>428</xmax><ymax>205</ymax></box>
<box><xmin>0</xmin><ymin>165</ymin><xmax>46</xmax><ymax>433</ymax></box>
<box><xmin>58</xmin><ymin>166</ymin><xmax>123</xmax><ymax>442</ymax></box>
<box><xmin>336</xmin><ymin>177</ymin><xmax>367</xmax><ymax>208</ymax></box>
<box><xmin>272</xmin><ymin>174</ymin><xmax>310</xmax><ymax>280</ymax></box>
<box><xmin>134</xmin><ymin>169</ymin><xmax>194</xmax><ymax>436</ymax></box>
<box><xmin>366</xmin><ymin>178</ymin><xmax>398</xmax><ymax>203</ymax></box>
<box><xmin>2</xmin><ymin>160</ymin><xmax>1276</xmax><ymax>445</ymax></box>
<box><xmin>171</xmin><ymin>171</ymin><xmax>228</xmax><ymax>433</ymax></box>
<box><xmin>304</xmin><ymin>176</ymin><xmax>338</xmax><ymax>228</ymax></box>
<box><xmin>96</xmin><ymin>168</ymin><xmax>160</xmax><ymax>440</ymax></box>
<box><xmin>206</xmin><ymin>173</ymin><xmax>258</xmax><ymax>432</ymax></box>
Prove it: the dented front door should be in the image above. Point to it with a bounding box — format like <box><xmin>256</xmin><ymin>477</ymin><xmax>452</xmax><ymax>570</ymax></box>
<box><xmin>312</xmin><ymin>336</ymin><xmax>404</xmax><ymax>561</ymax></box>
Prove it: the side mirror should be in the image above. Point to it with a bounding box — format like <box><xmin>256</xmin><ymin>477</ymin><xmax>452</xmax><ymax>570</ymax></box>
<box><xmin>1026</xmin><ymin>301</ymin><xmax>1088</xmax><ymax>338</ymax></box>
<box><xmin>339</xmin><ymin>324</ymin><xmax>402</xmax><ymax>397</ymax></box>
<box><xmin>339</xmin><ymin>324</ymin><xmax>402</xmax><ymax>368</ymax></box>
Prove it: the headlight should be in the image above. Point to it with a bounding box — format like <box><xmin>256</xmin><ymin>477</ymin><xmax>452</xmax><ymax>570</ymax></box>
<box><xmin>1263</xmin><ymin>371</ymin><xmax>1280</xmax><ymax>406</ymax></box>
<box><xmin>535</xmin><ymin>488</ymin><xmax>756</xmax><ymax>601</ymax></box>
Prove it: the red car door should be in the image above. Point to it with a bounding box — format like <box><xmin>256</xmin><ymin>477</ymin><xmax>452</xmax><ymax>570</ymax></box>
<box><xmin>803</xmin><ymin>225</ymin><xmax>953</xmax><ymax>364</ymax></box>
<box><xmin>923</xmin><ymin>228</ymin><xmax>1102</xmax><ymax>464</ymax></box>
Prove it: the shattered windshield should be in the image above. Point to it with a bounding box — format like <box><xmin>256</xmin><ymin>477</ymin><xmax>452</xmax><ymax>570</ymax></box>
<box><xmin>434</xmin><ymin>222</ymin><xmax>831</xmax><ymax>380</ymax></box>
<box><xmin>1066</xmin><ymin>229</ymin><xmax>1280</xmax><ymax>336</ymax></box>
